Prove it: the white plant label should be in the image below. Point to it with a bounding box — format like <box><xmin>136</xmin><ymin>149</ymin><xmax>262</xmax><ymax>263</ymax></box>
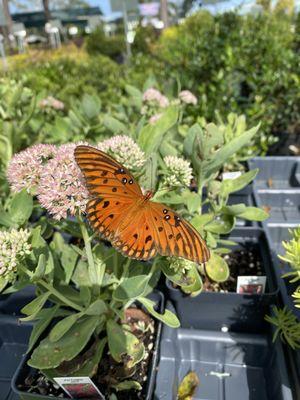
<box><xmin>222</xmin><ymin>171</ymin><xmax>242</xmax><ymax>180</ymax></box>
<box><xmin>54</xmin><ymin>377</ymin><xmax>105</xmax><ymax>399</ymax></box>
<box><xmin>236</xmin><ymin>276</ymin><xmax>266</xmax><ymax>294</ymax></box>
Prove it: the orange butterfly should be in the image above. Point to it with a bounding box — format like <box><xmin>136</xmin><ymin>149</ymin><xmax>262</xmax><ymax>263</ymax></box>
<box><xmin>75</xmin><ymin>145</ymin><xmax>210</xmax><ymax>264</ymax></box>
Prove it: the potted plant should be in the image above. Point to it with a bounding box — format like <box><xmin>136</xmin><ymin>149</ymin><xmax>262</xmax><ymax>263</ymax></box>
<box><xmin>4</xmin><ymin>136</ymin><xmax>183</xmax><ymax>399</ymax></box>
<box><xmin>0</xmin><ymin>189</ymin><xmax>38</xmax><ymax>315</ymax></box>
<box><xmin>150</xmin><ymin>114</ymin><xmax>270</xmax><ymax>332</ymax></box>
<box><xmin>265</xmin><ymin>226</ymin><xmax>300</xmax><ymax>395</ymax></box>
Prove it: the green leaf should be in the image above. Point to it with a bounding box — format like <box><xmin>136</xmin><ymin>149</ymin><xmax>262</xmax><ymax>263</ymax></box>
<box><xmin>125</xmin><ymin>84</ymin><xmax>143</xmax><ymax>108</ymax></box>
<box><xmin>185</xmin><ymin>192</ymin><xmax>201</xmax><ymax>214</ymax></box>
<box><xmin>20</xmin><ymin>292</ymin><xmax>50</xmax><ymax>321</ymax></box>
<box><xmin>103</xmin><ymin>116</ymin><xmax>126</xmax><ymax>134</ymax></box>
<box><xmin>138</xmin><ymin>297</ymin><xmax>180</xmax><ymax>328</ymax></box>
<box><xmin>203</xmin><ymin>125</ymin><xmax>259</xmax><ymax>180</ymax></box>
<box><xmin>85</xmin><ymin>299</ymin><xmax>108</xmax><ymax>316</ymax></box>
<box><xmin>183</xmin><ymin>124</ymin><xmax>202</xmax><ymax>158</ymax></box>
<box><xmin>238</xmin><ymin>206</ymin><xmax>269</xmax><ymax>221</ymax></box>
<box><xmin>113</xmin><ymin>275</ymin><xmax>150</xmax><ymax>301</ymax></box>
<box><xmin>81</xmin><ymin>94</ymin><xmax>101</xmax><ymax>119</ymax></box>
<box><xmin>178</xmin><ymin>371</ymin><xmax>200</xmax><ymax>400</ymax></box>
<box><xmin>0</xmin><ymin>210</ymin><xmax>15</xmax><ymax>228</ymax></box>
<box><xmin>139</xmin><ymin>153</ymin><xmax>158</xmax><ymax>191</ymax></box>
<box><xmin>31</xmin><ymin>253</ymin><xmax>46</xmax><ymax>282</ymax></box>
<box><xmin>221</xmin><ymin>204</ymin><xmax>247</xmax><ymax>216</ymax></box>
<box><xmin>112</xmin><ymin>380</ymin><xmax>142</xmax><ymax>391</ymax></box>
<box><xmin>205</xmin><ymin>123</ymin><xmax>224</xmax><ymax>149</ymax></box>
<box><xmin>49</xmin><ymin>314</ymin><xmax>80</xmax><ymax>342</ymax></box>
<box><xmin>138</xmin><ymin>106</ymin><xmax>178</xmax><ymax>154</ymax></box>
<box><xmin>28</xmin><ymin>316</ymin><xmax>100</xmax><ymax>369</ymax></box>
<box><xmin>107</xmin><ymin>319</ymin><xmax>145</xmax><ymax>368</ymax></box>
<box><xmin>10</xmin><ymin>190</ymin><xmax>33</xmax><ymax>226</ymax></box>
<box><xmin>191</xmin><ymin>214</ymin><xmax>214</xmax><ymax>230</ymax></box>
<box><xmin>205</xmin><ymin>252</ymin><xmax>230</xmax><ymax>282</ymax></box>
<box><xmin>31</xmin><ymin>226</ymin><xmax>47</xmax><ymax>249</ymax></box>
<box><xmin>161</xmin><ymin>260</ymin><xmax>203</xmax><ymax>296</ymax></box>
<box><xmin>61</xmin><ymin>245</ymin><xmax>78</xmax><ymax>284</ymax></box>
<box><xmin>205</xmin><ymin>215</ymin><xmax>235</xmax><ymax>234</ymax></box>
<box><xmin>221</xmin><ymin>169</ymin><xmax>258</xmax><ymax>196</ymax></box>
<box><xmin>27</xmin><ymin>305</ymin><xmax>59</xmax><ymax>353</ymax></box>
<box><xmin>0</xmin><ymin>276</ymin><xmax>8</xmax><ymax>293</ymax></box>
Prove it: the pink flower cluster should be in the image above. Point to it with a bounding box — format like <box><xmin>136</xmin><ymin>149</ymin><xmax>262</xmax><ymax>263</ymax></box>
<box><xmin>179</xmin><ymin>90</ymin><xmax>198</xmax><ymax>105</ymax></box>
<box><xmin>37</xmin><ymin>143</ymin><xmax>89</xmax><ymax>220</ymax></box>
<box><xmin>39</xmin><ymin>96</ymin><xmax>65</xmax><ymax>110</ymax></box>
<box><xmin>142</xmin><ymin>88</ymin><xmax>169</xmax><ymax>108</ymax></box>
<box><xmin>7</xmin><ymin>144</ymin><xmax>57</xmax><ymax>193</ymax></box>
<box><xmin>7</xmin><ymin>136</ymin><xmax>146</xmax><ymax>221</ymax></box>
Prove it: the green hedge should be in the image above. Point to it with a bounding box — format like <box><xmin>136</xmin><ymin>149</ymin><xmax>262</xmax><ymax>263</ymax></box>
<box><xmin>154</xmin><ymin>11</ymin><xmax>300</xmax><ymax>140</ymax></box>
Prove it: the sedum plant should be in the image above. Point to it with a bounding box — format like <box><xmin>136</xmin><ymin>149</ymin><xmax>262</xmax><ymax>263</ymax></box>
<box><xmin>266</xmin><ymin>227</ymin><xmax>300</xmax><ymax>349</ymax></box>
<box><xmin>2</xmin><ymin>105</ymin><xmax>268</xmax><ymax>395</ymax></box>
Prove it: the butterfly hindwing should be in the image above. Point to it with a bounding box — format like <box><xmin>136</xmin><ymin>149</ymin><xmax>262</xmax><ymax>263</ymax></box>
<box><xmin>111</xmin><ymin>208</ymin><xmax>157</xmax><ymax>260</ymax></box>
<box><xmin>148</xmin><ymin>201</ymin><xmax>210</xmax><ymax>264</ymax></box>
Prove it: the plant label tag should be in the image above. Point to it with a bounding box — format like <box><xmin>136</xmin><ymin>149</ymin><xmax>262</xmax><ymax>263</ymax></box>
<box><xmin>53</xmin><ymin>377</ymin><xmax>105</xmax><ymax>399</ymax></box>
<box><xmin>222</xmin><ymin>171</ymin><xmax>242</xmax><ymax>180</ymax></box>
<box><xmin>237</xmin><ymin>276</ymin><xmax>266</xmax><ymax>294</ymax></box>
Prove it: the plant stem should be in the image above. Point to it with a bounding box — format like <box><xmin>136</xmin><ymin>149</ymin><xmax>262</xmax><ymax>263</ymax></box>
<box><xmin>78</xmin><ymin>213</ymin><xmax>100</xmax><ymax>296</ymax></box>
<box><xmin>123</xmin><ymin>258</ymin><xmax>131</xmax><ymax>279</ymax></box>
<box><xmin>39</xmin><ymin>280</ymin><xmax>84</xmax><ymax>312</ymax></box>
<box><xmin>19</xmin><ymin>265</ymin><xmax>83</xmax><ymax>312</ymax></box>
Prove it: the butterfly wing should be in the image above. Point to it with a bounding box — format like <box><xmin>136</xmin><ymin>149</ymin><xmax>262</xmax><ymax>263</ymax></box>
<box><xmin>147</xmin><ymin>201</ymin><xmax>210</xmax><ymax>264</ymax></box>
<box><xmin>75</xmin><ymin>145</ymin><xmax>143</xmax><ymax>199</ymax></box>
<box><xmin>75</xmin><ymin>145</ymin><xmax>143</xmax><ymax>240</ymax></box>
<box><xmin>75</xmin><ymin>145</ymin><xmax>209</xmax><ymax>264</ymax></box>
<box><xmin>110</xmin><ymin>207</ymin><xmax>158</xmax><ymax>260</ymax></box>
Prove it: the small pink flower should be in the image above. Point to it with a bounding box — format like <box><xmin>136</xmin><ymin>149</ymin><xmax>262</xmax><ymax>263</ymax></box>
<box><xmin>158</xmin><ymin>95</ymin><xmax>169</xmax><ymax>108</ymax></box>
<box><xmin>149</xmin><ymin>113</ymin><xmax>162</xmax><ymax>125</ymax></box>
<box><xmin>7</xmin><ymin>144</ymin><xmax>57</xmax><ymax>193</ymax></box>
<box><xmin>39</xmin><ymin>96</ymin><xmax>64</xmax><ymax>110</ymax></box>
<box><xmin>179</xmin><ymin>90</ymin><xmax>198</xmax><ymax>105</ymax></box>
<box><xmin>37</xmin><ymin>143</ymin><xmax>89</xmax><ymax>220</ymax></box>
<box><xmin>142</xmin><ymin>88</ymin><xmax>169</xmax><ymax>108</ymax></box>
<box><xmin>143</xmin><ymin>88</ymin><xmax>163</xmax><ymax>102</ymax></box>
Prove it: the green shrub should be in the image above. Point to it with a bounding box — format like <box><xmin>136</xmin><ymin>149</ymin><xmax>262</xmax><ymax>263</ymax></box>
<box><xmin>155</xmin><ymin>11</ymin><xmax>300</xmax><ymax>145</ymax></box>
<box><xmin>9</xmin><ymin>54</ymin><xmax>123</xmax><ymax>109</ymax></box>
<box><xmin>85</xmin><ymin>28</ymin><xmax>125</xmax><ymax>60</ymax></box>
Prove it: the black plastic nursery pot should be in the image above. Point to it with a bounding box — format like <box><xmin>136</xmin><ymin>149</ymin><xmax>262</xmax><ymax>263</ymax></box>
<box><xmin>254</xmin><ymin>191</ymin><xmax>300</xmax><ymax>228</ymax></box>
<box><xmin>249</xmin><ymin>156</ymin><xmax>300</xmax><ymax>190</ymax></box>
<box><xmin>11</xmin><ymin>291</ymin><xmax>164</xmax><ymax>400</ymax></box>
<box><xmin>154</xmin><ymin>309</ymin><xmax>294</xmax><ymax>400</ymax></box>
<box><xmin>166</xmin><ymin>228</ymin><xmax>278</xmax><ymax>333</ymax></box>
<box><xmin>0</xmin><ymin>315</ymin><xmax>32</xmax><ymax>400</ymax></box>
<box><xmin>0</xmin><ymin>286</ymin><xmax>36</xmax><ymax>316</ymax></box>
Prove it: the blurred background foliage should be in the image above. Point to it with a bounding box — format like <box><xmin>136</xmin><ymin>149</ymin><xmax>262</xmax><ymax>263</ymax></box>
<box><xmin>0</xmin><ymin>9</ymin><xmax>299</xmax><ymax>157</ymax></box>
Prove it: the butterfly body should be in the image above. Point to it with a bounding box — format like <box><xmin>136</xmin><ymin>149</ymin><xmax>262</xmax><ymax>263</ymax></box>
<box><xmin>75</xmin><ymin>145</ymin><xmax>210</xmax><ymax>264</ymax></box>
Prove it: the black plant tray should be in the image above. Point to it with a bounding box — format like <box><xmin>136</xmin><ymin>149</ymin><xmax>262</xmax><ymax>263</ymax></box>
<box><xmin>254</xmin><ymin>191</ymin><xmax>300</xmax><ymax>227</ymax></box>
<box><xmin>11</xmin><ymin>291</ymin><xmax>164</xmax><ymax>400</ymax></box>
<box><xmin>249</xmin><ymin>156</ymin><xmax>300</xmax><ymax>190</ymax></box>
<box><xmin>0</xmin><ymin>315</ymin><xmax>32</xmax><ymax>400</ymax></box>
<box><xmin>154</xmin><ymin>311</ymin><xmax>294</xmax><ymax>400</ymax></box>
<box><xmin>166</xmin><ymin>228</ymin><xmax>278</xmax><ymax>333</ymax></box>
<box><xmin>0</xmin><ymin>286</ymin><xmax>36</xmax><ymax>316</ymax></box>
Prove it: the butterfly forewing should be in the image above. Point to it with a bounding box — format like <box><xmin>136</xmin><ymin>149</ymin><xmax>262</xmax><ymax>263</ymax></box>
<box><xmin>75</xmin><ymin>145</ymin><xmax>143</xmax><ymax>199</ymax></box>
